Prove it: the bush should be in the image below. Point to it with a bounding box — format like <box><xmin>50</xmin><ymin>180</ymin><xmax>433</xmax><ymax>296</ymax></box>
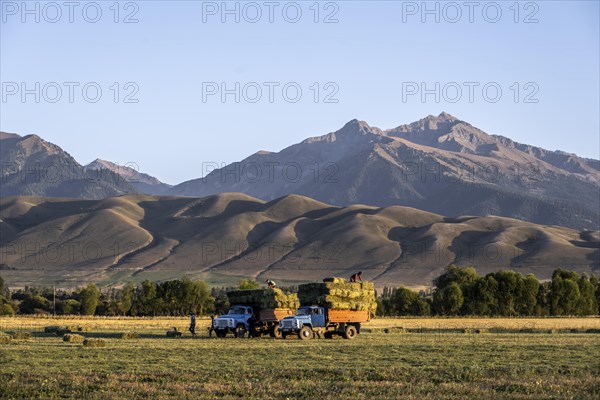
<box><xmin>63</xmin><ymin>334</ymin><xmax>85</xmax><ymax>343</ymax></box>
<box><xmin>83</xmin><ymin>338</ymin><xmax>106</xmax><ymax>347</ymax></box>
<box><xmin>0</xmin><ymin>332</ymin><xmax>12</xmax><ymax>344</ymax></box>
<box><xmin>120</xmin><ymin>332</ymin><xmax>139</xmax><ymax>339</ymax></box>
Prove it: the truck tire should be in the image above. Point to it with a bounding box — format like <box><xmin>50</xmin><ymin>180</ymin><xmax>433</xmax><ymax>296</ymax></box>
<box><xmin>270</xmin><ymin>324</ymin><xmax>283</xmax><ymax>339</ymax></box>
<box><xmin>298</xmin><ymin>325</ymin><xmax>313</xmax><ymax>340</ymax></box>
<box><xmin>215</xmin><ymin>330</ymin><xmax>227</xmax><ymax>338</ymax></box>
<box><xmin>234</xmin><ymin>324</ymin><xmax>247</xmax><ymax>338</ymax></box>
<box><xmin>343</xmin><ymin>325</ymin><xmax>358</xmax><ymax>340</ymax></box>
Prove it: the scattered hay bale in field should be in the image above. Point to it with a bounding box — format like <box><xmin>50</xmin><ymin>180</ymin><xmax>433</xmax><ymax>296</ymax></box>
<box><xmin>227</xmin><ymin>288</ymin><xmax>300</xmax><ymax>309</ymax></box>
<box><xmin>63</xmin><ymin>334</ymin><xmax>85</xmax><ymax>343</ymax></box>
<box><xmin>383</xmin><ymin>327</ymin><xmax>408</xmax><ymax>334</ymax></box>
<box><xmin>120</xmin><ymin>332</ymin><xmax>139</xmax><ymax>339</ymax></box>
<box><xmin>44</xmin><ymin>325</ymin><xmax>61</xmax><ymax>334</ymax></box>
<box><xmin>0</xmin><ymin>332</ymin><xmax>12</xmax><ymax>344</ymax></box>
<box><xmin>7</xmin><ymin>331</ymin><xmax>31</xmax><ymax>340</ymax></box>
<box><xmin>298</xmin><ymin>279</ymin><xmax>377</xmax><ymax>312</ymax></box>
<box><xmin>462</xmin><ymin>328</ymin><xmax>476</xmax><ymax>334</ymax></box>
<box><xmin>475</xmin><ymin>329</ymin><xmax>489</xmax><ymax>334</ymax></box>
<box><xmin>585</xmin><ymin>329</ymin><xmax>600</xmax><ymax>334</ymax></box>
<box><xmin>166</xmin><ymin>328</ymin><xmax>182</xmax><ymax>338</ymax></box>
<box><xmin>83</xmin><ymin>338</ymin><xmax>106</xmax><ymax>347</ymax></box>
<box><xmin>67</xmin><ymin>325</ymin><xmax>91</xmax><ymax>332</ymax></box>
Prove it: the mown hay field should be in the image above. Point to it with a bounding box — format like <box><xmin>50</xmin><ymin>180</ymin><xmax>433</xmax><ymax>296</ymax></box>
<box><xmin>0</xmin><ymin>316</ymin><xmax>599</xmax><ymax>399</ymax></box>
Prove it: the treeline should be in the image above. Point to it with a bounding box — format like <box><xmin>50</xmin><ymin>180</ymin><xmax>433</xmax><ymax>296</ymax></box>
<box><xmin>1</xmin><ymin>267</ymin><xmax>599</xmax><ymax>317</ymax></box>
<box><xmin>0</xmin><ymin>277</ymin><xmax>215</xmax><ymax>317</ymax></box>
<box><xmin>377</xmin><ymin>266</ymin><xmax>600</xmax><ymax>317</ymax></box>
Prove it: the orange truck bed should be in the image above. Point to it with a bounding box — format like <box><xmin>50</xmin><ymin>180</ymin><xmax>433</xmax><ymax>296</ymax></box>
<box><xmin>327</xmin><ymin>309</ymin><xmax>371</xmax><ymax>323</ymax></box>
<box><xmin>258</xmin><ymin>308</ymin><xmax>294</xmax><ymax>322</ymax></box>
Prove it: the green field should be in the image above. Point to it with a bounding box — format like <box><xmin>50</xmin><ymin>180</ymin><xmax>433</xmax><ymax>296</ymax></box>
<box><xmin>1</xmin><ymin>318</ymin><xmax>599</xmax><ymax>399</ymax></box>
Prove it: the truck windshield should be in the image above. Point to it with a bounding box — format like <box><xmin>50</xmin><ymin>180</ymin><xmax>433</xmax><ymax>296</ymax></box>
<box><xmin>228</xmin><ymin>307</ymin><xmax>246</xmax><ymax>315</ymax></box>
<box><xmin>296</xmin><ymin>308</ymin><xmax>312</xmax><ymax>315</ymax></box>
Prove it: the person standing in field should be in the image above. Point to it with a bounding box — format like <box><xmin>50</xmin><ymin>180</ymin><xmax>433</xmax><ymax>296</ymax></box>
<box><xmin>350</xmin><ymin>271</ymin><xmax>362</xmax><ymax>283</ymax></box>
<box><xmin>189</xmin><ymin>312</ymin><xmax>196</xmax><ymax>337</ymax></box>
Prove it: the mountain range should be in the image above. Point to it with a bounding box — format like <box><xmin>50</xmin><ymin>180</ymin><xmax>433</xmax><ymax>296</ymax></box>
<box><xmin>1</xmin><ymin>193</ymin><xmax>597</xmax><ymax>288</ymax></box>
<box><xmin>2</xmin><ymin>113</ymin><xmax>598</xmax><ymax>230</ymax></box>
<box><xmin>168</xmin><ymin>113</ymin><xmax>599</xmax><ymax>230</ymax></box>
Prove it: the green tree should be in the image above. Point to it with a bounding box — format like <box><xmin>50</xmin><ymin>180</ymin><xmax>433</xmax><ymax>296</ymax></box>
<box><xmin>434</xmin><ymin>265</ymin><xmax>479</xmax><ymax>290</ymax></box>
<box><xmin>238</xmin><ymin>279</ymin><xmax>260</xmax><ymax>290</ymax></box>
<box><xmin>117</xmin><ymin>283</ymin><xmax>135</xmax><ymax>315</ymax></box>
<box><xmin>434</xmin><ymin>282</ymin><xmax>464</xmax><ymax>315</ymax></box>
<box><xmin>61</xmin><ymin>299</ymin><xmax>80</xmax><ymax>315</ymax></box>
<box><xmin>392</xmin><ymin>287</ymin><xmax>419</xmax><ymax>316</ymax></box>
<box><xmin>18</xmin><ymin>294</ymin><xmax>51</xmax><ymax>314</ymax></box>
<box><xmin>518</xmin><ymin>273</ymin><xmax>539</xmax><ymax>316</ymax></box>
<box><xmin>79</xmin><ymin>284</ymin><xmax>101</xmax><ymax>315</ymax></box>
<box><xmin>576</xmin><ymin>275</ymin><xmax>597</xmax><ymax>315</ymax></box>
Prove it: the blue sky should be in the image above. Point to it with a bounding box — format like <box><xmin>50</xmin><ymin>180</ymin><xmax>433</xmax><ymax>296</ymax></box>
<box><xmin>1</xmin><ymin>0</ymin><xmax>599</xmax><ymax>184</ymax></box>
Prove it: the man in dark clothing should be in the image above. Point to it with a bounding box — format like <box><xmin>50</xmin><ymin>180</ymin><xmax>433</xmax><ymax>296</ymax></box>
<box><xmin>247</xmin><ymin>315</ymin><xmax>257</xmax><ymax>338</ymax></box>
<box><xmin>189</xmin><ymin>312</ymin><xmax>196</xmax><ymax>337</ymax></box>
<box><xmin>208</xmin><ymin>314</ymin><xmax>215</xmax><ymax>337</ymax></box>
<box><xmin>350</xmin><ymin>271</ymin><xmax>363</xmax><ymax>283</ymax></box>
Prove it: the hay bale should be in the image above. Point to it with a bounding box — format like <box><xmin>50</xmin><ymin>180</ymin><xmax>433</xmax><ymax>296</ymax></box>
<box><xmin>227</xmin><ymin>288</ymin><xmax>299</xmax><ymax>309</ymax></box>
<box><xmin>0</xmin><ymin>332</ymin><xmax>12</xmax><ymax>344</ymax></box>
<box><xmin>8</xmin><ymin>331</ymin><xmax>31</xmax><ymax>340</ymax></box>
<box><xmin>44</xmin><ymin>325</ymin><xmax>61</xmax><ymax>334</ymax></box>
<box><xmin>83</xmin><ymin>338</ymin><xmax>106</xmax><ymax>347</ymax></box>
<box><xmin>298</xmin><ymin>280</ymin><xmax>377</xmax><ymax>312</ymax></box>
<box><xmin>475</xmin><ymin>328</ymin><xmax>489</xmax><ymax>334</ymax></box>
<box><xmin>63</xmin><ymin>334</ymin><xmax>85</xmax><ymax>343</ymax></box>
<box><xmin>120</xmin><ymin>332</ymin><xmax>139</xmax><ymax>339</ymax></box>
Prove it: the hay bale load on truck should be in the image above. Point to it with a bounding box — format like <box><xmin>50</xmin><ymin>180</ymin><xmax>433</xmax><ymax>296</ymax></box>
<box><xmin>212</xmin><ymin>288</ymin><xmax>299</xmax><ymax>338</ymax></box>
<box><xmin>278</xmin><ymin>277</ymin><xmax>376</xmax><ymax>340</ymax></box>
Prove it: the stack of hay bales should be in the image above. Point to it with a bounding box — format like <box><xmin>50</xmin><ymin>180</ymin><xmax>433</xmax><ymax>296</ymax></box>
<box><xmin>227</xmin><ymin>288</ymin><xmax>299</xmax><ymax>310</ymax></box>
<box><xmin>298</xmin><ymin>278</ymin><xmax>377</xmax><ymax>312</ymax></box>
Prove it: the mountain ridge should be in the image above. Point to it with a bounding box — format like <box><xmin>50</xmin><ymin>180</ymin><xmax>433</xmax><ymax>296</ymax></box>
<box><xmin>0</xmin><ymin>193</ymin><xmax>597</xmax><ymax>288</ymax></box>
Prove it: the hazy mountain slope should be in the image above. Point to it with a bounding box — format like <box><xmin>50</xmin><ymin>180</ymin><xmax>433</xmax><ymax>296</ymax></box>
<box><xmin>0</xmin><ymin>132</ymin><xmax>136</xmax><ymax>199</ymax></box>
<box><xmin>1</xmin><ymin>194</ymin><xmax>597</xmax><ymax>288</ymax></box>
<box><xmin>85</xmin><ymin>159</ymin><xmax>172</xmax><ymax>195</ymax></box>
<box><xmin>168</xmin><ymin>113</ymin><xmax>600</xmax><ymax>230</ymax></box>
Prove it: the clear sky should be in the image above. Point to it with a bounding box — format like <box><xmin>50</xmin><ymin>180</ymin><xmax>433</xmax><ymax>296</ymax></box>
<box><xmin>1</xmin><ymin>0</ymin><xmax>599</xmax><ymax>184</ymax></box>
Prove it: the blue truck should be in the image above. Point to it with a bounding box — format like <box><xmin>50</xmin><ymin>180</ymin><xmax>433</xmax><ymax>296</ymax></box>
<box><xmin>278</xmin><ymin>306</ymin><xmax>370</xmax><ymax>340</ymax></box>
<box><xmin>212</xmin><ymin>305</ymin><xmax>293</xmax><ymax>338</ymax></box>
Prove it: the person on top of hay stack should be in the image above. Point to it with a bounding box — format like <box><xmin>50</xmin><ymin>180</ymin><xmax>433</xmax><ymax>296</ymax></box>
<box><xmin>350</xmin><ymin>271</ymin><xmax>363</xmax><ymax>283</ymax></box>
<box><xmin>266</xmin><ymin>279</ymin><xmax>277</xmax><ymax>288</ymax></box>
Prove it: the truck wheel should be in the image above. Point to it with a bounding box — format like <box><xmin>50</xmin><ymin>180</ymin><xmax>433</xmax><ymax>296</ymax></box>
<box><xmin>298</xmin><ymin>325</ymin><xmax>313</xmax><ymax>340</ymax></box>
<box><xmin>343</xmin><ymin>325</ymin><xmax>358</xmax><ymax>340</ymax></box>
<box><xmin>234</xmin><ymin>324</ymin><xmax>247</xmax><ymax>338</ymax></box>
<box><xmin>271</xmin><ymin>324</ymin><xmax>283</xmax><ymax>339</ymax></box>
<box><xmin>216</xmin><ymin>330</ymin><xmax>227</xmax><ymax>338</ymax></box>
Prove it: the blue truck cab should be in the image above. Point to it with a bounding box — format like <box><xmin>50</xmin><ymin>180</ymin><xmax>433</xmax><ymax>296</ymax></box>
<box><xmin>212</xmin><ymin>305</ymin><xmax>253</xmax><ymax>338</ymax></box>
